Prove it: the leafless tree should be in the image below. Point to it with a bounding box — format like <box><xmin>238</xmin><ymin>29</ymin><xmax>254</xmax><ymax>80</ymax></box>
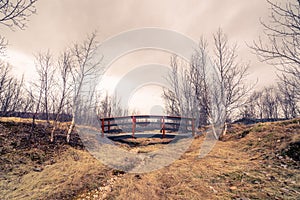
<box><xmin>0</xmin><ymin>35</ymin><xmax>7</xmax><ymax>55</ymax></box>
<box><xmin>0</xmin><ymin>75</ymin><xmax>23</xmax><ymax>115</ymax></box>
<box><xmin>163</xmin><ymin>55</ymin><xmax>182</xmax><ymax>116</ymax></box>
<box><xmin>27</xmin><ymin>51</ymin><xmax>54</xmax><ymax>135</ymax></box>
<box><xmin>247</xmin><ymin>82</ymin><xmax>299</xmax><ymax>121</ymax></box>
<box><xmin>50</xmin><ymin>50</ymin><xmax>72</xmax><ymax>142</ymax></box>
<box><xmin>34</xmin><ymin>51</ymin><xmax>55</xmax><ymax>125</ymax></box>
<box><xmin>240</xmin><ymin>91</ymin><xmax>263</xmax><ymax>119</ymax></box>
<box><xmin>0</xmin><ymin>61</ymin><xmax>10</xmax><ymax>100</ymax></box>
<box><xmin>162</xmin><ymin>89</ymin><xmax>180</xmax><ymax>116</ymax></box>
<box><xmin>262</xmin><ymin>86</ymin><xmax>281</xmax><ymax>119</ymax></box>
<box><xmin>95</xmin><ymin>92</ymin><xmax>127</xmax><ymax>119</ymax></box>
<box><xmin>252</xmin><ymin>0</ymin><xmax>300</xmax><ymax>98</ymax></box>
<box><xmin>0</xmin><ymin>0</ymin><xmax>38</xmax><ymax>30</ymax></box>
<box><xmin>0</xmin><ymin>0</ymin><xmax>38</xmax><ymax>54</ymax></box>
<box><xmin>67</xmin><ymin>32</ymin><xmax>102</xmax><ymax>143</ymax></box>
<box><xmin>190</xmin><ymin>38</ymin><xmax>211</xmax><ymax>125</ymax></box>
<box><xmin>213</xmin><ymin>29</ymin><xmax>253</xmax><ymax>122</ymax></box>
<box><xmin>278</xmin><ymin>75</ymin><xmax>299</xmax><ymax>118</ymax></box>
<box><xmin>21</xmin><ymin>91</ymin><xmax>34</xmax><ymax>113</ymax></box>
<box><xmin>28</xmin><ymin>83</ymin><xmax>41</xmax><ymax>134</ymax></box>
<box><xmin>163</xmin><ymin>30</ymin><xmax>252</xmax><ymax>138</ymax></box>
<box><xmin>0</xmin><ymin>62</ymin><xmax>24</xmax><ymax>116</ymax></box>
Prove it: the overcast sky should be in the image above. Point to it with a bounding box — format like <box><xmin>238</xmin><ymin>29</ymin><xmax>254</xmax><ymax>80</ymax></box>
<box><xmin>1</xmin><ymin>0</ymin><xmax>281</xmax><ymax>114</ymax></box>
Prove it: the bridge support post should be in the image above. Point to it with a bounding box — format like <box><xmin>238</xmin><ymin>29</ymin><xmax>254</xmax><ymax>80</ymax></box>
<box><xmin>162</xmin><ymin>116</ymin><xmax>165</xmax><ymax>138</ymax></box>
<box><xmin>132</xmin><ymin>116</ymin><xmax>136</xmax><ymax>138</ymax></box>
<box><xmin>101</xmin><ymin>118</ymin><xmax>105</xmax><ymax>137</ymax></box>
<box><xmin>192</xmin><ymin>118</ymin><xmax>195</xmax><ymax>137</ymax></box>
<box><xmin>108</xmin><ymin>120</ymin><xmax>110</xmax><ymax>133</ymax></box>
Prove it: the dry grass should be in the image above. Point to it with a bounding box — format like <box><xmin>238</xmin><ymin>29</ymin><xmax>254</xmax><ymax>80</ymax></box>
<box><xmin>0</xmin><ymin>118</ymin><xmax>114</xmax><ymax>200</ymax></box>
<box><xmin>1</xmin><ymin>148</ymin><xmax>110</xmax><ymax>199</ymax></box>
<box><xmin>0</xmin><ymin>117</ymin><xmax>299</xmax><ymax>200</ymax></box>
<box><xmin>98</xmin><ymin>119</ymin><xmax>300</xmax><ymax>200</ymax></box>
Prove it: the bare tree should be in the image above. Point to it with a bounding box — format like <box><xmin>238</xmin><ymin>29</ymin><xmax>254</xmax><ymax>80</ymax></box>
<box><xmin>262</xmin><ymin>86</ymin><xmax>281</xmax><ymax>119</ymax></box>
<box><xmin>213</xmin><ymin>29</ymin><xmax>253</xmax><ymax>121</ymax></box>
<box><xmin>27</xmin><ymin>51</ymin><xmax>54</xmax><ymax>136</ymax></box>
<box><xmin>190</xmin><ymin>38</ymin><xmax>211</xmax><ymax>125</ymax></box>
<box><xmin>162</xmin><ymin>89</ymin><xmax>180</xmax><ymax>116</ymax></box>
<box><xmin>34</xmin><ymin>51</ymin><xmax>55</xmax><ymax>125</ymax></box>
<box><xmin>0</xmin><ymin>61</ymin><xmax>11</xmax><ymax>102</ymax></box>
<box><xmin>0</xmin><ymin>75</ymin><xmax>24</xmax><ymax>115</ymax></box>
<box><xmin>243</xmin><ymin>80</ymin><xmax>299</xmax><ymax>121</ymax></box>
<box><xmin>212</xmin><ymin>29</ymin><xmax>253</xmax><ymax>136</ymax></box>
<box><xmin>21</xmin><ymin>91</ymin><xmax>34</xmax><ymax>114</ymax></box>
<box><xmin>98</xmin><ymin>93</ymin><xmax>111</xmax><ymax>118</ymax></box>
<box><xmin>241</xmin><ymin>91</ymin><xmax>265</xmax><ymax>120</ymax></box>
<box><xmin>0</xmin><ymin>0</ymin><xmax>38</xmax><ymax>30</ymax></box>
<box><xmin>0</xmin><ymin>35</ymin><xmax>7</xmax><ymax>55</ymax></box>
<box><xmin>0</xmin><ymin>0</ymin><xmax>38</xmax><ymax>118</ymax></box>
<box><xmin>67</xmin><ymin>32</ymin><xmax>102</xmax><ymax>143</ymax></box>
<box><xmin>50</xmin><ymin>50</ymin><xmax>72</xmax><ymax>142</ymax></box>
<box><xmin>164</xmin><ymin>56</ymin><xmax>182</xmax><ymax>116</ymax></box>
<box><xmin>27</xmin><ymin>84</ymin><xmax>41</xmax><ymax>135</ymax></box>
<box><xmin>0</xmin><ymin>62</ymin><xmax>24</xmax><ymax>116</ymax></box>
<box><xmin>278</xmin><ymin>75</ymin><xmax>299</xmax><ymax>118</ymax></box>
<box><xmin>252</xmin><ymin>0</ymin><xmax>300</xmax><ymax>97</ymax></box>
<box><xmin>0</xmin><ymin>0</ymin><xmax>38</xmax><ymax>54</ymax></box>
<box><xmin>112</xmin><ymin>94</ymin><xmax>127</xmax><ymax>117</ymax></box>
<box><xmin>163</xmin><ymin>30</ymin><xmax>252</xmax><ymax>138</ymax></box>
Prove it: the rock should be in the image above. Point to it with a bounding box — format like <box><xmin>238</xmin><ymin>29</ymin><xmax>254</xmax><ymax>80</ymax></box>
<box><xmin>280</xmin><ymin>187</ymin><xmax>289</xmax><ymax>193</ymax></box>
<box><xmin>280</xmin><ymin>164</ymin><xmax>287</xmax><ymax>169</ymax></box>
<box><xmin>104</xmin><ymin>186</ymin><xmax>111</xmax><ymax>192</ymax></box>
<box><xmin>209</xmin><ymin>186</ymin><xmax>217</xmax><ymax>193</ymax></box>
<box><xmin>234</xmin><ymin>197</ymin><xmax>250</xmax><ymax>200</ymax></box>
<box><xmin>230</xmin><ymin>186</ymin><xmax>237</xmax><ymax>190</ymax></box>
<box><xmin>33</xmin><ymin>167</ymin><xmax>43</xmax><ymax>172</ymax></box>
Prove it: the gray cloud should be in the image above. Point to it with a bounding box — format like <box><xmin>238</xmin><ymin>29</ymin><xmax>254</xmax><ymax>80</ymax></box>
<box><xmin>2</xmin><ymin>0</ymin><xmax>279</xmax><ymax>88</ymax></box>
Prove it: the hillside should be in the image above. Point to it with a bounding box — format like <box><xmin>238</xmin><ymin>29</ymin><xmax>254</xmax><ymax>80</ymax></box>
<box><xmin>0</xmin><ymin>117</ymin><xmax>299</xmax><ymax>200</ymax></box>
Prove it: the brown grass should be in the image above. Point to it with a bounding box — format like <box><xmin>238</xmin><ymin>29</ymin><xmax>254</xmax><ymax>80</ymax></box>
<box><xmin>0</xmin><ymin>117</ymin><xmax>299</xmax><ymax>200</ymax></box>
<box><xmin>96</xmin><ymin>119</ymin><xmax>300</xmax><ymax>200</ymax></box>
<box><xmin>0</xmin><ymin>118</ymin><xmax>114</xmax><ymax>199</ymax></box>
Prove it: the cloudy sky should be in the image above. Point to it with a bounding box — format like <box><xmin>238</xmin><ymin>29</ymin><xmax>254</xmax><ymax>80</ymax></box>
<box><xmin>2</xmin><ymin>0</ymin><xmax>280</xmax><ymax>114</ymax></box>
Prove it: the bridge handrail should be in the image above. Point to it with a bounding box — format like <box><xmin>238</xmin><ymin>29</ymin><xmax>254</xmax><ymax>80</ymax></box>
<box><xmin>99</xmin><ymin>115</ymin><xmax>195</xmax><ymax>138</ymax></box>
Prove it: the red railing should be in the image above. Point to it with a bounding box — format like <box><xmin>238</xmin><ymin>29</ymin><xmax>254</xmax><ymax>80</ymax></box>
<box><xmin>99</xmin><ymin>115</ymin><xmax>195</xmax><ymax>138</ymax></box>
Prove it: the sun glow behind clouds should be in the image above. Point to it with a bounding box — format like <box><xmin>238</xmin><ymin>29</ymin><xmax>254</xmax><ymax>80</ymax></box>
<box><xmin>98</xmin><ymin>74</ymin><xmax>120</xmax><ymax>95</ymax></box>
<box><xmin>98</xmin><ymin>50</ymin><xmax>170</xmax><ymax>115</ymax></box>
<box><xmin>128</xmin><ymin>84</ymin><xmax>165</xmax><ymax>115</ymax></box>
<box><xmin>3</xmin><ymin>49</ymin><xmax>36</xmax><ymax>80</ymax></box>
<box><xmin>98</xmin><ymin>74</ymin><xmax>166</xmax><ymax>115</ymax></box>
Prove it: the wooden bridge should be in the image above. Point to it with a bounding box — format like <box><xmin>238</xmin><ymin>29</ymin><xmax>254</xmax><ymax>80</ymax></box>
<box><xmin>99</xmin><ymin>115</ymin><xmax>195</xmax><ymax>138</ymax></box>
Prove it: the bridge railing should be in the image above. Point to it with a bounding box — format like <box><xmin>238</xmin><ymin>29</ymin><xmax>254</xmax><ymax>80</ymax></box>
<box><xmin>99</xmin><ymin>115</ymin><xmax>195</xmax><ymax>138</ymax></box>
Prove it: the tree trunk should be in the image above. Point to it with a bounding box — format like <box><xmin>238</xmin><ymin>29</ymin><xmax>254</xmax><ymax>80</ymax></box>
<box><xmin>221</xmin><ymin>122</ymin><xmax>227</xmax><ymax>139</ymax></box>
<box><xmin>67</xmin><ymin>113</ymin><xmax>75</xmax><ymax>143</ymax></box>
